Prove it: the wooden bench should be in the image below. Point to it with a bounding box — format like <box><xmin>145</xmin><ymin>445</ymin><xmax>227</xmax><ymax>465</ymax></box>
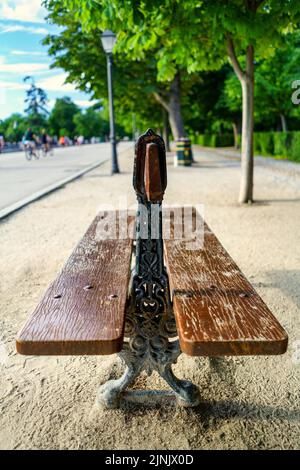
<box><xmin>16</xmin><ymin>129</ymin><xmax>288</xmax><ymax>408</ymax></box>
<box><xmin>16</xmin><ymin>212</ymin><xmax>133</xmax><ymax>356</ymax></box>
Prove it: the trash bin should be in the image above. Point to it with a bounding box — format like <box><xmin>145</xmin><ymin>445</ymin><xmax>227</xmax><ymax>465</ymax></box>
<box><xmin>176</xmin><ymin>138</ymin><xmax>193</xmax><ymax>166</ymax></box>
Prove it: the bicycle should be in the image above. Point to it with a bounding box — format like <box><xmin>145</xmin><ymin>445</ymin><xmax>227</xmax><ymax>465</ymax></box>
<box><xmin>41</xmin><ymin>143</ymin><xmax>54</xmax><ymax>157</ymax></box>
<box><xmin>24</xmin><ymin>143</ymin><xmax>40</xmax><ymax>161</ymax></box>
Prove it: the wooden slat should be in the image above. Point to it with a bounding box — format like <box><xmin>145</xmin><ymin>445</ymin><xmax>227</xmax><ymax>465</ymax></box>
<box><xmin>164</xmin><ymin>208</ymin><xmax>288</xmax><ymax>356</ymax></box>
<box><xmin>16</xmin><ymin>211</ymin><xmax>133</xmax><ymax>355</ymax></box>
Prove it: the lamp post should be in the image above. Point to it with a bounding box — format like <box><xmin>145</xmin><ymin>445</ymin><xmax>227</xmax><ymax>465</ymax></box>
<box><xmin>101</xmin><ymin>29</ymin><xmax>119</xmax><ymax>174</ymax></box>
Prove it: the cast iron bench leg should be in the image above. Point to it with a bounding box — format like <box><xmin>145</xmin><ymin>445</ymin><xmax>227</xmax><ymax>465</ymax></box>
<box><xmin>97</xmin><ymin>331</ymin><xmax>200</xmax><ymax>408</ymax></box>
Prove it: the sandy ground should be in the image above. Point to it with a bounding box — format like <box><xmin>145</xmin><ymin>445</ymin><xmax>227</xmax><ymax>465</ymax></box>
<box><xmin>0</xmin><ymin>145</ymin><xmax>300</xmax><ymax>450</ymax></box>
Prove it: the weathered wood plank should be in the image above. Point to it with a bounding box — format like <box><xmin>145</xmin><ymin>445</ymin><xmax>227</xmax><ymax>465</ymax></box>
<box><xmin>16</xmin><ymin>211</ymin><xmax>133</xmax><ymax>355</ymax></box>
<box><xmin>164</xmin><ymin>208</ymin><xmax>288</xmax><ymax>356</ymax></box>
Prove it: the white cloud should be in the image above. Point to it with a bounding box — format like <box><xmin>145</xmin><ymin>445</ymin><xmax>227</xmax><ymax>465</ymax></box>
<box><xmin>1</xmin><ymin>62</ymin><xmax>49</xmax><ymax>73</ymax></box>
<box><xmin>11</xmin><ymin>50</ymin><xmax>47</xmax><ymax>56</ymax></box>
<box><xmin>74</xmin><ymin>99</ymin><xmax>98</xmax><ymax>108</ymax></box>
<box><xmin>38</xmin><ymin>73</ymin><xmax>77</xmax><ymax>92</ymax></box>
<box><xmin>0</xmin><ymin>81</ymin><xmax>26</xmax><ymax>90</ymax></box>
<box><xmin>0</xmin><ymin>0</ymin><xmax>47</xmax><ymax>24</ymax></box>
<box><xmin>0</xmin><ymin>72</ymin><xmax>78</xmax><ymax>94</ymax></box>
<box><xmin>0</xmin><ymin>24</ymin><xmax>48</xmax><ymax>35</ymax></box>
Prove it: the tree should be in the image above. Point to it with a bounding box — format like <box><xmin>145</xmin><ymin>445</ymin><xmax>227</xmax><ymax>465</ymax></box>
<box><xmin>184</xmin><ymin>67</ymin><xmax>233</xmax><ymax>137</ymax></box>
<box><xmin>24</xmin><ymin>76</ymin><xmax>49</xmax><ymax>128</ymax></box>
<box><xmin>43</xmin><ymin>0</ymin><xmax>207</xmax><ymax>140</ymax></box>
<box><xmin>44</xmin><ymin>0</ymin><xmax>300</xmax><ymax>201</ymax></box>
<box><xmin>216</xmin><ymin>32</ymin><xmax>300</xmax><ymax>140</ymax></box>
<box><xmin>254</xmin><ymin>32</ymin><xmax>300</xmax><ymax>132</ymax></box>
<box><xmin>216</xmin><ymin>68</ymin><xmax>243</xmax><ymax>148</ymax></box>
<box><xmin>48</xmin><ymin>97</ymin><xmax>79</xmax><ymax>137</ymax></box>
<box><xmin>43</xmin><ymin>5</ymin><xmax>165</xmax><ymax>136</ymax></box>
<box><xmin>202</xmin><ymin>0</ymin><xmax>300</xmax><ymax>202</ymax></box>
<box><xmin>53</xmin><ymin>0</ymin><xmax>300</xmax><ymax>203</ymax></box>
<box><xmin>1</xmin><ymin>114</ymin><xmax>28</xmax><ymax>142</ymax></box>
<box><xmin>74</xmin><ymin>107</ymin><xmax>107</xmax><ymax>139</ymax></box>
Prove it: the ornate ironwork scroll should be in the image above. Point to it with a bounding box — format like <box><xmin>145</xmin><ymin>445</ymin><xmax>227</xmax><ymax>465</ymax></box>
<box><xmin>97</xmin><ymin>129</ymin><xmax>200</xmax><ymax>408</ymax></box>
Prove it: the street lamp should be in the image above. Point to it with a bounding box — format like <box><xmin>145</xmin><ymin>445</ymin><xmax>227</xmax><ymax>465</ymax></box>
<box><xmin>101</xmin><ymin>29</ymin><xmax>119</xmax><ymax>174</ymax></box>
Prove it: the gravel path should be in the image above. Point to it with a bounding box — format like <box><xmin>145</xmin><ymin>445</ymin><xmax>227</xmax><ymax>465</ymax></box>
<box><xmin>0</xmin><ymin>145</ymin><xmax>299</xmax><ymax>450</ymax></box>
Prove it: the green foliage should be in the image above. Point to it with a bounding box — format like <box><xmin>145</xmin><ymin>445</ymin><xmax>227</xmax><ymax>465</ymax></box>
<box><xmin>0</xmin><ymin>114</ymin><xmax>28</xmax><ymax>142</ymax></box>
<box><xmin>191</xmin><ymin>133</ymin><xmax>234</xmax><ymax>147</ymax></box>
<box><xmin>216</xmin><ymin>31</ymin><xmax>300</xmax><ymax>133</ymax></box>
<box><xmin>49</xmin><ymin>97</ymin><xmax>80</xmax><ymax>136</ymax></box>
<box><xmin>203</xmin><ymin>0</ymin><xmax>300</xmax><ymax>60</ymax></box>
<box><xmin>271</xmin><ymin>131</ymin><xmax>300</xmax><ymax>161</ymax></box>
<box><xmin>253</xmin><ymin>131</ymin><xmax>300</xmax><ymax>161</ymax></box>
<box><xmin>59</xmin><ymin>128</ymin><xmax>70</xmax><ymax>138</ymax></box>
<box><xmin>273</xmin><ymin>131</ymin><xmax>293</xmax><ymax>157</ymax></box>
<box><xmin>73</xmin><ymin>108</ymin><xmax>111</xmax><ymax>139</ymax></box>
<box><xmin>0</xmin><ymin>98</ymin><xmax>125</xmax><ymax>143</ymax></box>
<box><xmin>254</xmin><ymin>132</ymin><xmax>274</xmax><ymax>156</ymax></box>
<box><xmin>254</xmin><ymin>32</ymin><xmax>300</xmax><ymax>129</ymax></box>
<box><xmin>43</xmin><ymin>0</ymin><xmax>300</xmax><ymax>154</ymax></box>
<box><xmin>42</xmin><ymin>4</ymin><xmax>165</xmax><ymax>134</ymax></box>
<box><xmin>191</xmin><ymin>130</ymin><xmax>300</xmax><ymax>161</ymax></box>
<box><xmin>51</xmin><ymin>0</ymin><xmax>300</xmax><ymax>81</ymax></box>
<box><xmin>74</xmin><ymin>109</ymin><xmax>100</xmax><ymax>139</ymax></box>
<box><xmin>289</xmin><ymin>132</ymin><xmax>300</xmax><ymax>161</ymax></box>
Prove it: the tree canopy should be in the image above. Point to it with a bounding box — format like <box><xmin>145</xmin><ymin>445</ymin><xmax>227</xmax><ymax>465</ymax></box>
<box><xmin>2</xmin><ymin>1</ymin><xmax>300</xmax><ymax>203</ymax></box>
<box><xmin>48</xmin><ymin>97</ymin><xmax>79</xmax><ymax>137</ymax></box>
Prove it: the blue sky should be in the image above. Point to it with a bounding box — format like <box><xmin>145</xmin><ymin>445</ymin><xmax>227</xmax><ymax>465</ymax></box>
<box><xmin>0</xmin><ymin>0</ymin><xmax>95</xmax><ymax>119</ymax></box>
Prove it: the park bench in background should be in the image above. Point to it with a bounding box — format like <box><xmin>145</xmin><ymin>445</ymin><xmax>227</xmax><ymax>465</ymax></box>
<box><xmin>16</xmin><ymin>129</ymin><xmax>288</xmax><ymax>408</ymax></box>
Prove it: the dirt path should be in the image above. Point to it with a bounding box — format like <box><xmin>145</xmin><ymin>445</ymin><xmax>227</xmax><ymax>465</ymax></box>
<box><xmin>1</xmin><ymin>146</ymin><xmax>299</xmax><ymax>450</ymax></box>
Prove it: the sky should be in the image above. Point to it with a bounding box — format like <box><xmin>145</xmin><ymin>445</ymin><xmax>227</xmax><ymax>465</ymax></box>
<box><xmin>0</xmin><ymin>0</ymin><xmax>96</xmax><ymax>120</ymax></box>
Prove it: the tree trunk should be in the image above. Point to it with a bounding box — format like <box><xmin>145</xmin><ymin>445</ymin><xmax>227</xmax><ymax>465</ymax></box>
<box><xmin>280</xmin><ymin>113</ymin><xmax>288</xmax><ymax>132</ymax></box>
<box><xmin>227</xmin><ymin>39</ymin><xmax>255</xmax><ymax>203</ymax></box>
<box><xmin>239</xmin><ymin>45</ymin><xmax>254</xmax><ymax>204</ymax></box>
<box><xmin>163</xmin><ymin>108</ymin><xmax>170</xmax><ymax>151</ymax></box>
<box><xmin>232</xmin><ymin>121</ymin><xmax>239</xmax><ymax>149</ymax></box>
<box><xmin>168</xmin><ymin>74</ymin><xmax>186</xmax><ymax>140</ymax></box>
<box><xmin>153</xmin><ymin>74</ymin><xmax>186</xmax><ymax>142</ymax></box>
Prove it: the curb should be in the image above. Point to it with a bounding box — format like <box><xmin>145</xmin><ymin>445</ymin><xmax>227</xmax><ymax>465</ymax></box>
<box><xmin>0</xmin><ymin>158</ymin><xmax>108</xmax><ymax>221</ymax></box>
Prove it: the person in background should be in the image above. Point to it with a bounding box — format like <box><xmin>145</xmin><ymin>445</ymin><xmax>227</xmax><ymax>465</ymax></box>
<box><xmin>59</xmin><ymin>135</ymin><xmax>65</xmax><ymax>146</ymax></box>
<box><xmin>41</xmin><ymin>129</ymin><xmax>49</xmax><ymax>153</ymax></box>
<box><xmin>65</xmin><ymin>136</ymin><xmax>71</xmax><ymax>146</ymax></box>
<box><xmin>0</xmin><ymin>134</ymin><xmax>5</xmax><ymax>153</ymax></box>
<box><xmin>77</xmin><ymin>135</ymin><xmax>84</xmax><ymax>145</ymax></box>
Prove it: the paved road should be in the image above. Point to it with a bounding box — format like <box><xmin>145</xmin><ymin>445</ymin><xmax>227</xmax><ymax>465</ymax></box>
<box><xmin>0</xmin><ymin>142</ymin><xmax>132</xmax><ymax>217</ymax></box>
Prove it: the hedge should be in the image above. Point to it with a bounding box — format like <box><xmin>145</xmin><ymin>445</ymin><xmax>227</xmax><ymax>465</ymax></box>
<box><xmin>254</xmin><ymin>132</ymin><xmax>274</xmax><ymax>156</ymax></box>
<box><xmin>191</xmin><ymin>131</ymin><xmax>300</xmax><ymax>162</ymax></box>
<box><xmin>191</xmin><ymin>133</ymin><xmax>234</xmax><ymax>147</ymax></box>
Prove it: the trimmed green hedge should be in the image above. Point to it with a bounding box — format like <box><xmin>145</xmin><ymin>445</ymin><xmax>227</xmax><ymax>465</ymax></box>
<box><xmin>191</xmin><ymin>133</ymin><xmax>234</xmax><ymax>147</ymax></box>
<box><xmin>256</xmin><ymin>131</ymin><xmax>300</xmax><ymax>161</ymax></box>
<box><xmin>192</xmin><ymin>131</ymin><xmax>300</xmax><ymax>162</ymax></box>
<box><xmin>289</xmin><ymin>133</ymin><xmax>300</xmax><ymax>161</ymax></box>
<box><xmin>254</xmin><ymin>132</ymin><xmax>274</xmax><ymax>156</ymax></box>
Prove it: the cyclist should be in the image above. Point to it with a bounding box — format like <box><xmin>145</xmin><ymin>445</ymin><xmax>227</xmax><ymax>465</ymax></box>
<box><xmin>41</xmin><ymin>129</ymin><xmax>49</xmax><ymax>152</ymax></box>
<box><xmin>23</xmin><ymin>128</ymin><xmax>39</xmax><ymax>159</ymax></box>
<box><xmin>24</xmin><ymin>128</ymin><xmax>37</xmax><ymax>150</ymax></box>
<box><xmin>41</xmin><ymin>130</ymin><xmax>53</xmax><ymax>156</ymax></box>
